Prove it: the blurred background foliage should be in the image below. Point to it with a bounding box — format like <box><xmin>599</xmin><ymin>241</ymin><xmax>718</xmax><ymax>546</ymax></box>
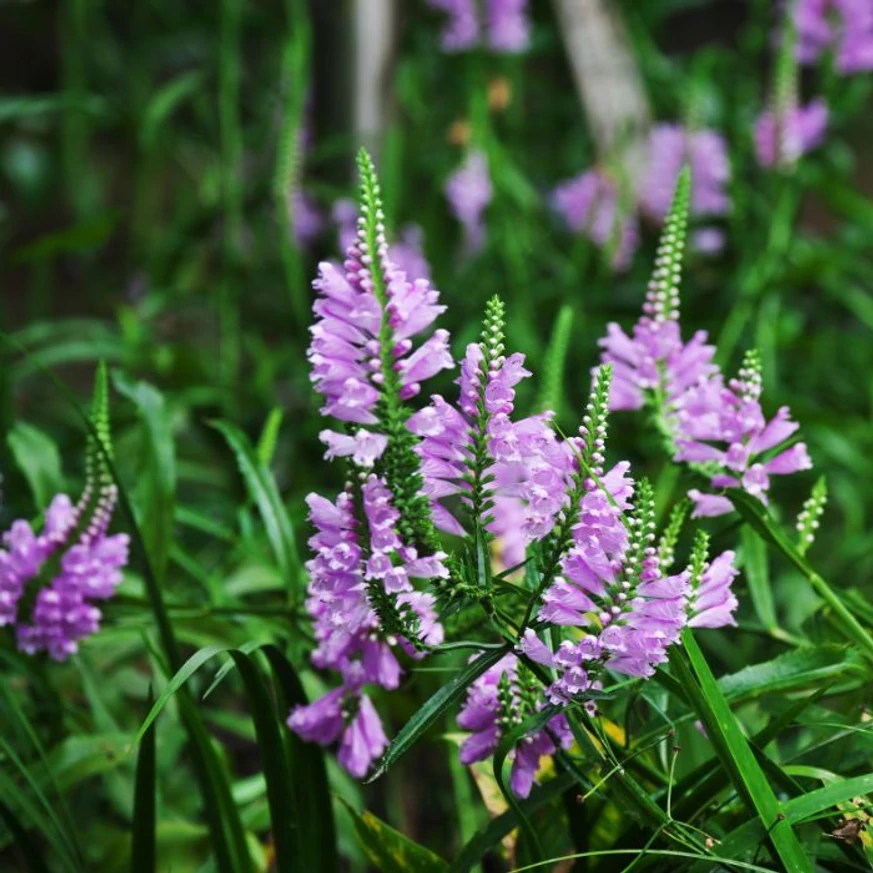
<box><xmin>2</xmin><ymin>0</ymin><xmax>873</xmax><ymax>870</ymax></box>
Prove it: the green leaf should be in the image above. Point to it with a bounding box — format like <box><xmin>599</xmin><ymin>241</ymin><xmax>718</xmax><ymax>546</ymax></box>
<box><xmin>131</xmin><ymin>690</ymin><xmax>157</xmax><ymax>873</ymax></box>
<box><xmin>114</xmin><ymin>374</ymin><xmax>176</xmax><ymax>585</ymax></box>
<box><xmin>741</xmin><ymin>526</ymin><xmax>776</xmax><ymax>631</ymax></box>
<box><xmin>449</xmin><ymin>773</ymin><xmax>574</xmax><ymax>873</ymax></box>
<box><xmin>7</xmin><ymin>422</ymin><xmax>64</xmax><ymax>510</ymax></box>
<box><xmin>132</xmin><ymin>644</ymin><xmax>238</xmax><ymax>747</ymax></box>
<box><xmin>536</xmin><ymin>305</ymin><xmax>575</xmax><ymax>418</ymax></box>
<box><xmin>262</xmin><ymin>645</ymin><xmax>338</xmax><ymax>873</ymax></box>
<box><xmin>344</xmin><ymin>804</ymin><xmax>448</xmax><ymax>873</ymax></box>
<box><xmin>672</xmin><ymin>631</ymin><xmax>813</xmax><ymax>873</ymax></box>
<box><xmin>719</xmin><ymin>645</ymin><xmax>866</xmax><ymax>701</ymax></box>
<box><xmin>140</xmin><ymin>71</ymin><xmax>204</xmax><ymax>150</ymax></box>
<box><xmin>256</xmin><ymin>407</ymin><xmax>284</xmax><ymax>465</ymax></box>
<box><xmin>211</xmin><ymin>419</ymin><xmax>301</xmax><ymax>599</ymax></box>
<box><xmin>0</xmin><ymin>740</ymin><xmax>85</xmax><ymax>872</ymax></box>
<box><xmin>228</xmin><ymin>652</ymin><xmax>298</xmax><ymax>873</ymax></box>
<box><xmin>697</xmin><ymin>773</ymin><xmax>873</xmax><ymax>867</ymax></box>
<box><xmin>0</xmin><ymin>800</ymin><xmax>51</xmax><ymax>873</ymax></box>
<box><xmin>369</xmin><ymin>647</ymin><xmax>509</xmax><ymax>781</ymax></box>
<box><xmin>730</xmin><ymin>490</ymin><xmax>873</xmax><ymax>663</ymax></box>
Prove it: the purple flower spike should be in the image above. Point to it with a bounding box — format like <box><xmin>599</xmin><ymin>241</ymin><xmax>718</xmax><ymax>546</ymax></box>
<box><xmin>309</xmin><ymin>192</ymin><xmax>453</xmax><ymax>464</ymax></box>
<box><xmin>456</xmin><ymin>655</ymin><xmax>572</xmax><ymax>798</ymax></box>
<box><xmin>290</xmin><ymin>481</ymin><xmax>447</xmax><ymax>778</ymax></box>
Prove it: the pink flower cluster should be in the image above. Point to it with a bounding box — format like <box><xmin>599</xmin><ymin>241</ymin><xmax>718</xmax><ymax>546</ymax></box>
<box><xmin>1</xmin><ymin>483</ymin><xmax>129</xmax><ymax>660</ymax></box>
<box><xmin>792</xmin><ymin>0</ymin><xmax>873</xmax><ymax>74</ymax></box>
<box><xmin>426</xmin><ymin>0</ymin><xmax>530</xmax><ymax>54</ymax></box>
<box><xmin>600</xmin><ymin>227</ymin><xmax>811</xmax><ymax>517</ymax></box>
<box><xmin>288</xmin><ymin>481</ymin><xmax>447</xmax><ymax>777</ymax></box>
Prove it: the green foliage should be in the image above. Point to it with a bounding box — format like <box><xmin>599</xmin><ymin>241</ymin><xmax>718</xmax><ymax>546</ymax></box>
<box><xmin>3</xmin><ymin>3</ymin><xmax>873</xmax><ymax>871</ymax></box>
<box><xmin>346</xmin><ymin>805</ymin><xmax>449</xmax><ymax>873</ymax></box>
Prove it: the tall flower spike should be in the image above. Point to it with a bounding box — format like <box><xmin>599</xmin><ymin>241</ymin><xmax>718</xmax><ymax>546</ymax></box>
<box><xmin>15</xmin><ymin>364</ymin><xmax>130</xmax><ymax>660</ymax></box>
<box><xmin>657</xmin><ymin>499</ymin><xmax>690</xmax><ymax>571</ymax></box>
<box><xmin>600</xmin><ymin>167</ymin><xmax>718</xmax><ymax>415</ymax></box>
<box><xmin>796</xmin><ymin>476</ymin><xmax>827</xmax><ymax>556</ymax></box>
<box><xmin>309</xmin><ymin>151</ymin><xmax>453</xmax><ymax>545</ymax></box>
<box><xmin>754</xmin><ymin>21</ymin><xmax>828</xmax><ymax>169</ymax></box>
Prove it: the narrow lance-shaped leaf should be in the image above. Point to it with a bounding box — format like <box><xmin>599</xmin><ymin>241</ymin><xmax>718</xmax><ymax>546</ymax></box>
<box><xmin>368</xmin><ymin>646</ymin><xmax>510</xmax><ymax>781</ymax></box>
<box><xmin>211</xmin><ymin>419</ymin><xmax>302</xmax><ymax>601</ymax></box>
<box><xmin>672</xmin><ymin>631</ymin><xmax>813</xmax><ymax>873</ymax></box>
<box><xmin>130</xmin><ymin>688</ymin><xmax>156</xmax><ymax>873</ymax></box>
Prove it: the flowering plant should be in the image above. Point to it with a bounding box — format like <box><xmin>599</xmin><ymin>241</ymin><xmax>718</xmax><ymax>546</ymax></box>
<box><xmin>286</xmin><ymin>154</ymin><xmax>817</xmax><ymax>812</ymax></box>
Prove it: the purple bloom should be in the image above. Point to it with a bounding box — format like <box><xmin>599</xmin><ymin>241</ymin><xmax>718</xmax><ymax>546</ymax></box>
<box><xmin>754</xmin><ymin>99</ymin><xmax>829</xmax><ymax>167</ymax></box>
<box><xmin>640</xmin><ymin>124</ymin><xmax>730</xmax><ymax>252</ymax></box>
<box><xmin>290</xmin><ymin>482</ymin><xmax>447</xmax><ymax>777</ymax></box>
<box><xmin>308</xmin><ymin>199</ymin><xmax>453</xmax><ymax>459</ymax></box>
<box><xmin>289</xmin><ymin>189</ymin><xmax>324</xmax><ymax>249</ymax></box>
<box><xmin>537</xmin><ymin>468</ymin><xmax>694</xmax><ymax>688</ymax></box>
<box><xmin>427</xmin><ymin>0</ymin><xmax>530</xmax><ymax>54</ymax></box>
<box><xmin>792</xmin><ymin>0</ymin><xmax>873</xmax><ymax>73</ymax></box>
<box><xmin>408</xmin><ymin>344</ymin><xmax>570</xmax><ymax>545</ymax></box>
<box><xmin>486</xmin><ymin>0</ymin><xmax>531</xmax><ymax>52</ymax></box>
<box><xmin>599</xmin><ymin>275</ymin><xmax>719</xmax><ymax>412</ymax></box>
<box><xmin>552</xmin><ymin>169</ymin><xmax>639</xmax><ymax>271</ymax></box>
<box><xmin>0</xmin><ymin>494</ymin><xmax>76</xmax><ymax>628</ymax></box>
<box><xmin>445</xmin><ymin>151</ymin><xmax>493</xmax><ymax>254</ymax></box>
<box><xmin>427</xmin><ymin>0</ymin><xmax>480</xmax><ymax>52</ymax></box>
<box><xmin>8</xmin><ymin>484</ymin><xmax>130</xmax><ymax>660</ymax></box>
<box><xmin>389</xmin><ymin>224</ymin><xmax>432</xmax><ymax>283</ymax></box>
<box><xmin>456</xmin><ymin>655</ymin><xmax>572</xmax><ymax>798</ymax></box>
<box><xmin>675</xmin><ymin>374</ymin><xmax>813</xmax><ymax>518</ymax></box>
<box><xmin>688</xmin><ymin>551</ymin><xmax>739</xmax><ymax>628</ymax></box>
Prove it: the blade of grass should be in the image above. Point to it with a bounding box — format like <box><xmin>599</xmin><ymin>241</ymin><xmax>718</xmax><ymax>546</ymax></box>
<box><xmin>262</xmin><ymin>644</ymin><xmax>338</xmax><ymax>873</ymax></box>
<box><xmin>672</xmin><ymin>631</ymin><xmax>813</xmax><ymax>872</ymax></box>
<box><xmin>211</xmin><ymin>419</ymin><xmax>301</xmax><ymax>601</ymax></box>
<box><xmin>131</xmin><ymin>689</ymin><xmax>157</xmax><ymax>873</ymax></box>
<box><xmin>0</xmin><ymin>799</ymin><xmax>51</xmax><ymax>873</ymax></box>
<box><xmin>229</xmin><ymin>651</ymin><xmax>298</xmax><ymax>873</ymax></box>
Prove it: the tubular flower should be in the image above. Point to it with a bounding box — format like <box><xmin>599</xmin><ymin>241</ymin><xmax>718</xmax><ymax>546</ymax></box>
<box><xmin>426</xmin><ymin>0</ymin><xmax>530</xmax><ymax>54</ymax></box>
<box><xmin>309</xmin><ymin>182</ymin><xmax>453</xmax><ymax>463</ymax></box>
<box><xmin>288</xmin><ymin>482</ymin><xmax>447</xmax><ymax>778</ymax></box>
<box><xmin>456</xmin><ymin>655</ymin><xmax>572</xmax><ymax>799</ymax></box>
<box><xmin>792</xmin><ymin>0</ymin><xmax>873</xmax><ymax>73</ymax></box>
<box><xmin>445</xmin><ymin>150</ymin><xmax>493</xmax><ymax>255</ymax></box>
<box><xmin>676</xmin><ymin>353</ymin><xmax>813</xmax><ymax>518</ymax></box>
<box><xmin>552</xmin><ymin>169</ymin><xmax>639</xmax><ymax>272</ymax></box>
